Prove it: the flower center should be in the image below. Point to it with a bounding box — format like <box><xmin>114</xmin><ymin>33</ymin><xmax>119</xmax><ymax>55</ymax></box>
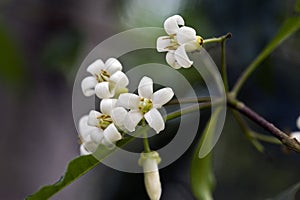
<box><xmin>138</xmin><ymin>97</ymin><xmax>153</xmax><ymax>114</ymax></box>
<box><xmin>196</xmin><ymin>36</ymin><xmax>203</xmax><ymax>46</ymax></box>
<box><xmin>97</xmin><ymin>114</ymin><xmax>113</xmax><ymax>130</ymax></box>
<box><xmin>96</xmin><ymin>69</ymin><xmax>110</xmax><ymax>82</ymax></box>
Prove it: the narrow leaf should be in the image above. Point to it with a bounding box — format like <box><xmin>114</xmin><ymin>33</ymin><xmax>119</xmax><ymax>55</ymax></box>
<box><xmin>232</xmin><ymin>16</ymin><xmax>300</xmax><ymax>94</ymax></box>
<box><xmin>246</xmin><ymin>16</ymin><xmax>300</xmax><ymax>76</ymax></box>
<box><xmin>191</xmin><ymin>108</ymin><xmax>223</xmax><ymax>200</ymax></box>
<box><xmin>26</xmin><ymin>155</ymin><xmax>99</xmax><ymax>200</ymax></box>
<box><xmin>25</xmin><ymin>127</ymin><xmax>146</xmax><ymax>199</ymax></box>
<box><xmin>191</xmin><ymin>152</ymin><xmax>215</xmax><ymax>200</ymax></box>
<box><xmin>198</xmin><ymin>106</ymin><xmax>224</xmax><ymax>158</ymax></box>
<box><xmin>267</xmin><ymin>182</ymin><xmax>300</xmax><ymax>200</ymax></box>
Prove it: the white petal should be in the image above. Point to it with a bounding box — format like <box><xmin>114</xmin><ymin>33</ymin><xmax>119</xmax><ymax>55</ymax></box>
<box><xmin>88</xmin><ymin>110</ymin><xmax>101</xmax><ymax>127</ymax></box>
<box><xmin>102</xmin><ymin>124</ymin><xmax>122</xmax><ymax>146</ymax></box>
<box><xmin>174</xmin><ymin>45</ymin><xmax>193</xmax><ymax>68</ymax></box>
<box><xmin>176</xmin><ymin>26</ymin><xmax>197</xmax><ymax>45</ymax></box>
<box><xmin>164</xmin><ymin>15</ymin><xmax>184</xmax><ymax>35</ymax></box>
<box><xmin>166</xmin><ymin>51</ymin><xmax>181</xmax><ymax>69</ymax></box>
<box><xmin>144</xmin><ymin>108</ymin><xmax>165</xmax><ymax>133</ymax></box>
<box><xmin>111</xmin><ymin>107</ymin><xmax>128</xmax><ymax>127</ymax></box>
<box><xmin>100</xmin><ymin>99</ymin><xmax>117</xmax><ymax>115</ymax></box>
<box><xmin>79</xmin><ymin>115</ymin><xmax>93</xmax><ymax>140</ymax></box>
<box><xmin>297</xmin><ymin>116</ymin><xmax>300</xmax><ymax>129</ymax></box>
<box><xmin>105</xmin><ymin>58</ymin><xmax>122</xmax><ymax>74</ymax></box>
<box><xmin>83</xmin><ymin>141</ymin><xmax>98</xmax><ymax>154</ymax></box>
<box><xmin>291</xmin><ymin>131</ymin><xmax>300</xmax><ymax>142</ymax></box>
<box><xmin>87</xmin><ymin>59</ymin><xmax>105</xmax><ymax>75</ymax></box>
<box><xmin>95</xmin><ymin>82</ymin><xmax>114</xmax><ymax>99</ymax></box>
<box><xmin>110</xmin><ymin>71</ymin><xmax>129</xmax><ymax>87</ymax></box>
<box><xmin>124</xmin><ymin>110</ymin><xmax>143</xmax><ymax>132</ymax></box>
<box><xmin>90</xmin><ymin>128</ymin><xmax>104</xmax><ymax>144</ymax></box>
<box><xmin>138</xmin><ymin>76</ymin><xmax>153</xmax><ymax>99</ymax></box>
<box><xmin>156</xmin><ymin>36</ymin><xmax>171</xmax><ymax>52</ymax></box>
<box><xmin>80</xmin><ymin>144</ymin><xmax>92</xmax><ymax>155</ymax></box>
<box><xmin>81</xmin><ymin>76</ymin><xmax>97</xmax><ymax>96</ymax></box>
<box><xmin>152</xmin><ymin>88</ymin><xmax>174</xmax><ymax>108</ymax></box>
<box><xmin>117</xmin><ymin>93</ymin><xmax>140</xmax><ymax>109</ymax></box>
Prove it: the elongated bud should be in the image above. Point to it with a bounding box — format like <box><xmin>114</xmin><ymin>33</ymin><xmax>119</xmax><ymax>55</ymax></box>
<box><xmin>139</xmin><ymin>151</ymin><xmax>162</xmax><ymax>200</ymax></box>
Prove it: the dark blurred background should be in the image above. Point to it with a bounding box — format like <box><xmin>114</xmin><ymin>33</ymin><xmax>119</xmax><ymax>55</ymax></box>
<box><xmin>0</xmin><ymin>0</ymin><xmax>300</xmax><ymax>199</ymax></box>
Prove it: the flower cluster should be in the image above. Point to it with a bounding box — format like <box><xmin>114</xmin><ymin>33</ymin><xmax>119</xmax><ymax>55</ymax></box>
<box><xmin>79</xmin><ymin>58</ymin><xmax>174</xmax><ymax>155</ymax></box>
<box><xmin>290</xmin><ymin>116</ymin><xmax>300</xmax><ymax>142</ymax></box>
<box><xmin>157</xmin><ymin>15</ymin><xmax>203</xmax><ymax>69</ymax></box>
<box><xmin>77</xmin><ymin>14</ymin><xmax>201</xmax><ymax>200</ymax></box>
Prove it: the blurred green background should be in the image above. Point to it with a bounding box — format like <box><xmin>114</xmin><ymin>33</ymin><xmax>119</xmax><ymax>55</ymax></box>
<box><xmin>0</xmin><ymin>0</ymin><xmax>299</xmax><ymax>199</ymax></box>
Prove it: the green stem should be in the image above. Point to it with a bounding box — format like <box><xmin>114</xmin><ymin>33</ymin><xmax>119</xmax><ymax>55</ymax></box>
<box><xmin>167</xmin><ymin>97</ymin><xmax>211</xmax><ymax>105</ymax></box>
<box><xmin>143</xmin><ymin>136</ymin><xmax>151</xmax><ymax>153</ymax></box>
<box><xmin>231</xmin><ymin>110</ymin><xmax>265</xmax><ymax>152</ymax></box>
<box><xmin>230</xmin><ymin>56</ymin><xmax>263</xmax><ymax>98</ymax></box>
<box><xmin>221</xmin><ymin>39</ymin><xmax>229</xmax><ymax>92</ymax></box>
<box><xmin>203</xmin><ymin>32</ymin><xmax>232</xmax><ymax>44</ymax></box>
<box><xmin>166</xmin><ymin>102</ymin><xmax>211</xmax><ymax>121</ymax></box>
<box><xmin>251</xmin><ymin>132</ymin><xmax>281</xmax><ymax>145</ymax></box>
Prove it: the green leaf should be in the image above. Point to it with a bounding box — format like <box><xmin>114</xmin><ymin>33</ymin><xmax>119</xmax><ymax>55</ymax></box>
<box><xmin>232</xmin><ymin>16</ymin><xmax>300</xmax><ymax>95</ymax></box>
<box><xmin>191</xmin><ymin>152</ymin><xmax>215</xmax><ymax>200</ymax></box>
<box><xmin>244</xmin><ymin>16</ymin><xmax>300</xmax><ymax>79</ymax></box>
<box><xmin>267</xmin><ymin>182</ymin><xmax>300</xmax><ymax>200</ymax></box>
<box><xmin>26</xmin><ymin>155</ymin><xmax>99</xmax><ymax>200</ymax></box>
<box><xmin>198</xmin><ymin>106</ymin><xmax>224</xmax><ymax>158</ymax></box>
<box><xmin>191</xmin><ymin>107</ymin><xmax>223</xmax><ymax>200</ymax></box>
<box><xmin>25</xmin><ymin>127</ymin><xmax>145</xmax><ymax>199</ymax></box>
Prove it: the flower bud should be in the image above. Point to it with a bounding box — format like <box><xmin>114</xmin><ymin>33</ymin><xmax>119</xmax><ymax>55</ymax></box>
<box><xmin>139</xmin><ymin>151</ymin><xmax>162</xmax><ymax>200</ymax></box>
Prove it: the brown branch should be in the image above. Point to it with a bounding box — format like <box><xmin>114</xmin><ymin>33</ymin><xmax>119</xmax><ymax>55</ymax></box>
<box><xmin>228</xmin><ymin>97</ymin><xmax>300</xmax><ymax>153</ymax></box>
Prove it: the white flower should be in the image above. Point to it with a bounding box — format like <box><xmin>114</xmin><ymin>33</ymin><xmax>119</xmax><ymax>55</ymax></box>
<box><xmin>139</xmin><ymin>151</ymin><xmax>162</xmax><ymax>200</ymax></box>
<box><xmin>78</xmin><ymin>115</ymin><xmax>99</xmax><ymax>155</ymax></box>
<box><xmin>87</xmin><ymin>99</ymin><xmax>127</xmax><ymax>148</ymax></box>
<box><xmin>117</xmin><ymin>76</ymin><xmax>174</xmax><ymax>133</ymax></box>
<box><xmin>81</xmin><ymin>58</ymin><xmax>129</xmax><ymax>99</ymax></box>
<box><xmin>290</xmin><ymin>116</ymin><xmax>300</xmax><ymax>142</ymax></box>
<box><xmin>157</xmin><ymin>15</ymin><xmax>203</xmax><ymax>69</ymax></box>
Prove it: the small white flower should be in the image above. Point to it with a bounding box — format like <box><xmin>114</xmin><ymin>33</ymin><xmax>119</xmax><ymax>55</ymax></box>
<box><xmin>290</xmin><ymin>116</ymin><xmax>300</xmax><ymax>143</ymax></box>
<box><xmin>81</xmin><ymin>58</ymin><xmax>129</xmax><ymax>99</ymax></box>
<box><xmin>157</xmin><ymin>15</ymin><xmax>203</xmax><ymax>69</ymax></box>
<box><xmin>78</xmin><ymin>115</ymin><xmax>100</xmax><ymax>155</ymax></box>
<box><xmin>139</xmin><ymin>151</ymin><xmax>162</xmax><ymax>200</ymax></box>
<box><xmin>87</xmin><ymin>99</ymin><xmax>127</xmax><ymax>148</ymax></box>
<box><xmin>117</xmin><ymin>76</ymin><xmax>174</xmax><ymax>133</ymax></box>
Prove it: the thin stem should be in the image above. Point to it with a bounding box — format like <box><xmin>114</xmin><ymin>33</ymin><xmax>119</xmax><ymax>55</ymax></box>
<box><xmin>221</xmin><ymin>39</ymin><xmax>229</xmax><ymax>92</ymax></box>
<box><xmin>167</xmin><ymin>97</ymin><xmax>211</xmax><ymax>105</ymax></box>
<box><xmin>166</xmin><ymin>102</ymin><xmax>211</xmax><ymax>121</ymax></box>
<box><xmin>251</xmin><ymin>131</ymin><xmax>281</xmax><ymax>145</ymax></box>
<box><xmin>143</xmin><ymin>136</ymin><xmax>151</xmax><ymax>153</ymax></box>
<box><xmin>228</xmin><ymin>97</ymin><xmax>300</xmax><ymax>153</ymax></box>
<box><xmin>203</xmin><ymin>33</ymin><xmax>231</xmax><ymax>92</ymax></box>
<box><xmin>231</xmin><ymin>110</ymin><xmax>265</xmax><ymax>152</ymax></box>
<box><xmin>203</xmin><ymin>33</ymin><xmax>232</xmax><ymax>44</ymax></box>
<box><xmin>230</xmin><ymin>58</ymin><xmax>262</xmax><ymax>98</ymax></box>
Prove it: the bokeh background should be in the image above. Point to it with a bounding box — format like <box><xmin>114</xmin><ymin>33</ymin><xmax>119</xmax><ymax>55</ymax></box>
<box><xmin>0</xmin><ymin>0</ymin><xmax>300</xmax><ymax>199</ymax></box>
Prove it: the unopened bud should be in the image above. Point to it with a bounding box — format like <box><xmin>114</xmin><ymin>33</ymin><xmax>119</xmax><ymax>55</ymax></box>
<box><xmin>139</xmin><ymin>151</ymin><xmax>162</xmax><ymax>200</ymax></box>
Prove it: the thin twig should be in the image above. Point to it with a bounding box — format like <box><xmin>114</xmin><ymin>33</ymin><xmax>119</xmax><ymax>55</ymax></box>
<box><xmin>228</xmin><ymin>97</ymin><xmax>300</xmax><ymax>153</ymax></box>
